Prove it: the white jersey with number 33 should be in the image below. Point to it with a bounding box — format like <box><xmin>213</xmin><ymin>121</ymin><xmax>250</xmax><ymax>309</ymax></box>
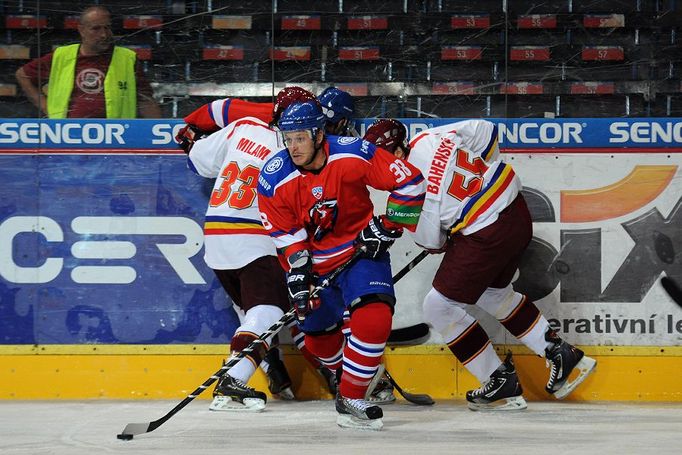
<box><xmin>407</xmin><ymin>119</ymin><xmax>521</xmax><ymax>250</ymax></box>
<box><xmin>188</xmin><ymin>117</ymin><xmax>283</xmax><ymax>270</ymax></box>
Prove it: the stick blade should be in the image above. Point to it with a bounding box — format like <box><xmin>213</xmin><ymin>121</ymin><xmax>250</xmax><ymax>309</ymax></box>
<box><xmin>387</xmin><ymin>323</ymin><xmax>430</xmax><ymax>345</ymax></box>
<box><xmin>661</xmin><ymin>277</ymin><xmax>682</xmax><ymax>306</ymax></box>
<box><xmin>401</xmin><ymin>392</ymin><xmax>435</xmax><ymax>406</ymax></box>
<box><xmin>120</xmin><ymin>422</ymin><xmax>152</xmax><ymax>437</ymax></box>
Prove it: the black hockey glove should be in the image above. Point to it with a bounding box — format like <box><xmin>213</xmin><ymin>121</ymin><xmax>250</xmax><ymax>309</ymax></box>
<box><xmin>175</xmin><ymin>124</ymin><xmax>205</xmax><ymax>154</ymax></box>
<box><xmin>286</xmin><ymin>252</ymin><xmax>320</xmax><ymax>323</ymax></box>
<box><xmin>355</xmin><ymin>215</ymin><xmax>403</xmax><ymax>259</ymax></box>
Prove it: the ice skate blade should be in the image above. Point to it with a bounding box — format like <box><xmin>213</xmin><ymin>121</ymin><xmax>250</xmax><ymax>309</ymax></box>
<box><xmin>274</xmin><ymin>387</ymin><xmax>296</xmax><ymax>401</ymax></box>
<box><xmin>467</xmin><ymin>395</ymin><xmax>527</xmax><ymax>412</ymax></box>
<box><xmin>554</xmin><ymin>356</ymin><xmax>597</xmax><ymax>400</ymax></box>
<box><xmin>209</xmin><ymin>396</ymin><xmax>266</xmax><ymax>412</ymax></box>
<box><xmin>336</xmin><ymin>414</ymin><xmax>384</xmax><ymax>431</ymax></box>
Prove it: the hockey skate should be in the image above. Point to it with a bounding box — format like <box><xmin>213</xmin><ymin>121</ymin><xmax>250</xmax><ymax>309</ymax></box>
<box><xmin>466</xmin><ymin>352</ymin><xmax>527</xmax><ymax>412</ymax></box>
<box><xmin>317</xmin><ymin>367</ymin><xmax>338</xmax><ymax>396</ymax></box>
<box><xmin>209</xmin><ymin>374</ymin><xmax>267</xmax><ymax>412</ymax></box>
<box><xmin>263</xmin><ymin>348</ymin><xmax>295</xmax><ymax>400</ymax></box>
<box><xmin>364</xmin><ymin>364</ymin><xmax>396</xmax><ymax>404</ymax></box>
<box><xmin>335</xmin><ymin>394</ymin><xmax>384</xmax><ymax>431</ymax></box>
<box><xmin>544</xmin><ymin>329</ymin><xmax>597</xmax><ymax>399</ymax></box>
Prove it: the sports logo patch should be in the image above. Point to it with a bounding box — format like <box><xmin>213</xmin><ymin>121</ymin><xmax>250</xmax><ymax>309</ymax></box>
<box><xmin>264</xmin><ymin>157</ymin><xmax>284</xmax><ymax>174</ymax></box>
<box><xmin>308</xmin><ymin>199</ymin><xmax>338</xmax><ymax>241</ymax></box>
<box><xmin>338</xmin><ymin>137</ymin><xmax>359</xmax><ymax>144</ymax></box>
<box><xmin>312</xmin><ymin>186</ymin><xmax>323</xmax><ymax>200</ymax></box>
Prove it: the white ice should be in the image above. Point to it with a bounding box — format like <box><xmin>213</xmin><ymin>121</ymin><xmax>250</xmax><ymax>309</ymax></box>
<box><xmin>1</xmin><ymin>400</ymin><xmax>680</xmax><ymax>454</ymax></box>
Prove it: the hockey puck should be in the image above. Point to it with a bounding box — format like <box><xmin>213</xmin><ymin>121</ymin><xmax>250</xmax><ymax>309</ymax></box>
<box><xmin>117</xmin><ymin>433</ymin><xmax>134</xmax><ymax>441</ymax></box>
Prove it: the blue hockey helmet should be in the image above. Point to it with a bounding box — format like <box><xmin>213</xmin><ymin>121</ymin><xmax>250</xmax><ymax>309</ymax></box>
<box><xmin>318</xmin><ymin>87</ymin><xmax>355</xmax><ymax>124</ymax></box>
<box><xmin>278</xmin><ymin>101</ymin><xmax>326</xmax><ymax>132</ymax></box>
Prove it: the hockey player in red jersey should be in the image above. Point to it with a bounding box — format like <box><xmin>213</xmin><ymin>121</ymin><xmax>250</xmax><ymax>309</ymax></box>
<box><xmin>178</xmin><ymin>86</ymin><xmax>397</xmax><ymax>403</ymax></box>
<box><xmin>176</xmin><ymin>86</ymin><xmax>357</xmax><ymax>154</ymax></box>
<box><xmin>257</xmin><ymin>102</ymin><xmax>425</xmax><ymax>429</ymax></box>
<box><xmin>363</xmin><ymin>119</ymin><xmax>597</xmax><ymax>411</ymax></box>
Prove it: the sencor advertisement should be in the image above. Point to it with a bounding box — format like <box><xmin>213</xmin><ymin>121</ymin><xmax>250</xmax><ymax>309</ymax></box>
<box><xmin>1</xmin><ymin>119</ymin><xmax>681</xmax><ymax>346</ymax></box>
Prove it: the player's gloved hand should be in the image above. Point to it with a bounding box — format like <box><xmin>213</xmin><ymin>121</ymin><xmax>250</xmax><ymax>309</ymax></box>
<box><xmin>286</xmin><ymin>251</ymin><xmax>320</xmax><ymax>322</ymax></box>
<box><xmin>175</xmin><ymin>124</ymin><xmax>205</xmax><ymax>154</ymax></box>
<box><xmin>355</xmin><ymin>215</ymin><xmax>403</xmax><ymax>259</ymax></box>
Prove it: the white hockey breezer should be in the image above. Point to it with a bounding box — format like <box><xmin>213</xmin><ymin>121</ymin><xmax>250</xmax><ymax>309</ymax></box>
<box><xmin>209</xmin><ymin>375</ymin><xmax>266</xmax><ymax>412</ymax></box>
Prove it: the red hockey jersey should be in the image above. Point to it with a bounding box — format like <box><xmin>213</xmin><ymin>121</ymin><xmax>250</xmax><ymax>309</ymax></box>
<box><xmin>257</xmin><ymin>136</ymin><xmax>425</xmax><ymax>274</ymax></box>
<box><xmin>184</xmin><ymin>98</ymin><xmax>274</xmax><ymax>133</ymax></box>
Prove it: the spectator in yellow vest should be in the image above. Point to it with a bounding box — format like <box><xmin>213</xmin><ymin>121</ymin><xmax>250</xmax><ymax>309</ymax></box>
<box><xmin>15</xmin><ymin>6</ymin><xmax>161</xmax><ymax>118</ymax></box>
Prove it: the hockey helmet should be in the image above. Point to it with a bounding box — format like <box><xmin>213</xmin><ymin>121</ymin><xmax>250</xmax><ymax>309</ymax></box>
<box><xmin>363</xmin><ymin>118</ymin><xmax>410</xmax><ymax>154</ymax></box>
<box><xmin>278</xmin><ymin>101</ymin><xmax>326</xmax><ymax>132</ymax></box>
<box><xmin>318</xmin><ymin>87</ymin><xmax>355</xmax><ymax>124</ymax></box>
<box><xmin>272</xmin><ymin>86</ymin><xmax>317</xmax><ymax>123</ymax></box>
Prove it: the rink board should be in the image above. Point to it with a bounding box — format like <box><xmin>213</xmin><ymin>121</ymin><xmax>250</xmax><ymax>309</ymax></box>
<box><xmin>1</xmin><ymin>344</ymin><xmax>681</xmax><ymax>401</ymax></box>
<box><xmin>1</xmin><ymin>118</ymin><xmax>682</xmax><ymax>401</ymax></box>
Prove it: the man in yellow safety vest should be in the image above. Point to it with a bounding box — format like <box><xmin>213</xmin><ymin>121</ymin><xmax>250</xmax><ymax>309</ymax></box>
<box><xmin>15</xmin><ymin>6</ymin><xmax>160</xmax><ymax>119</ymax></box>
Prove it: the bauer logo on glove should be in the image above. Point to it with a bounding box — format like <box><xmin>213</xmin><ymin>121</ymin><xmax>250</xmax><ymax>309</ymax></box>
<box><xmin>286</xmin><ymin>251</ymin><xmax>320</xmax><ymax>322</ymax></box>
<box><xmin>355</xmin><ymin>215</ymin><xmax>403</xmax><ymax>259</ymax></box>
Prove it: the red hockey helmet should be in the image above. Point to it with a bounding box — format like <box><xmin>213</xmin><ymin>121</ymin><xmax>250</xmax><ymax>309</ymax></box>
<box><xmin>363</xmin><ymin>119</ymin><xmax>410</xmax><ymax>155</ymax></box>
<box><xmin>272</xmin><ymin>86</ymin><xmax>318</xmax><ymax>124</ymax></box>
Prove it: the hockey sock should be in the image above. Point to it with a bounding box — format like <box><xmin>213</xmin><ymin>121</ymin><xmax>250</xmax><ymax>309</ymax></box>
<box><xmin>498</xmin><ymin>295</ymin><xmax>550</xmax><ymax>356</ymax></box>
<box><xmin>287</xmin><ymin>321</ymin><xmax>321</xmax><ymax>369</ymax></box>
<box><xmin>477</xmin><ymin>286</ymin><xmax>551</xmax><ymax>357</ymax></box>
<box><xmin>341</xmin><ymin>310</ymin><xmax>351</xmax><ymax>340</ymax></box>
<box><xmin>424</xmin><ymin>288</ymin><xmax>501</xmax><ymax>382</ymax></box>
<box><xmin>304</xmin><ymin>329</ymin><xmax>345</xmax><ymax>372</ymax></box>
<box><xmin>339</xmin><ymin>303</ymin><xmax>392</xmax><ymax>399</ymax></box>
<box><xmin>227</xmin><ymin>305</ymin><xmax>284</xmax><ymax>383</ymax></box>
<box><xmin>228</xmin><ymin>331</ymin><xmax>267</xmax><ymax>383</ymax></box>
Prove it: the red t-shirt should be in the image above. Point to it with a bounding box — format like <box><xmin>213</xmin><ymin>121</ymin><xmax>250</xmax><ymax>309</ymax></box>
<box><xmin>21</xmin><ymin>49</ymin><xmax>154</xmax><ymax>118</ymax></box>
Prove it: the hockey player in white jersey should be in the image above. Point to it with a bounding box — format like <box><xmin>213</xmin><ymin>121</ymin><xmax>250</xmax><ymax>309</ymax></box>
<box><xmin>188</xmin><ymin>115</ymin><xmax>287</xmax><ymax>411</ymax></box>
<box><xmin>363</xmin><ymin>119</ymin><xmax>597</xmax><ymax>411</ymax></box>
<box><xmin>185</xmin><ymin>87</ymin><xmax>325</xmax><ymax>411</ymax></box>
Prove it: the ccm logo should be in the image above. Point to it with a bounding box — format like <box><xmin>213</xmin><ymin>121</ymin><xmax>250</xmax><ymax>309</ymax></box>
<box><xmin>0</xmin><ymin>216</ymin><xmax>205</xmax><ymax>284</ymax></box>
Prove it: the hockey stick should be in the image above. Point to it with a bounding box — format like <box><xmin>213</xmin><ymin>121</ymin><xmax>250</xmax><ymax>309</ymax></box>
<box><xmin>381</xmin><ymin>249</ymin><xmax>434</xmax><ymax>405</ymax></box>
<box><xmin>384</xmin><ymin>369</ymin><xmax>435</xmax><ymax>406</ymax></box>
<box><xmin>118</xmin><ymin>251</ymin><xmax>362</xmax><ymax>440</ymax></box>
<box><xmin>387</xmin><ymin>323</ymin><xmax>429</xmax><ymax>344</ymax></box>
<box><xmin>386</xmin><ymin>250</ymin><xmax>431</xmax><ymax>345</ymax></box>
<box><xmin>661</xmin><ymin>277</ymin><xmax>682</xmax><ymax>307</ymax></box>
<box><xmin>392</xmin><ymin>249</ymin><xmax>429</xmax><ymax>283</ymax></box>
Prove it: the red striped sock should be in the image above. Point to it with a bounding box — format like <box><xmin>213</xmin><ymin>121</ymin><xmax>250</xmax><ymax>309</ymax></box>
<box><xmin>340</xmin><ymin>303</ymin><xmax>392</xmax><ymax>399</ymax></box>
<box><xmin>304</xmin><ymin>329</ymin><xmax>345</xmax><ymax>372</ymax></box>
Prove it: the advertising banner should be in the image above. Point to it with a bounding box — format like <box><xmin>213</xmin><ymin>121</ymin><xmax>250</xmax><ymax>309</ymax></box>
<box><xmin>2</xmin><ymin>118</ymin><xmax>682</xmax><ymax>151</ymax></box>
<box><xmin>1</xmin><ymin>118</ymin><xmax>681</xmax><ymax>346</ymax></box>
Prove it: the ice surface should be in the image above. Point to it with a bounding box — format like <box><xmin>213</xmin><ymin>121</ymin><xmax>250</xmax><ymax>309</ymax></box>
<box><xmin>1</xmin><ymin>400</ymin><xmax>680</xmax><ymax>454</ymax></box>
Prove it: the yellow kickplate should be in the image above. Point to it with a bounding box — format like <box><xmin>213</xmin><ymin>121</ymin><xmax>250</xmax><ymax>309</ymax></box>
<box><xmin>0</xmin><ymin>345</ymin><xmax>680</xmax><ymax>401</ymax></box>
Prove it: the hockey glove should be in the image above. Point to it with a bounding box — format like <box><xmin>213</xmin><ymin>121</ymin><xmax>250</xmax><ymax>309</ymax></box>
<box><xmin>286</xmin><ymin>252</ymin><xmax>320</xmax><ymax>322</ymax></box>
<box><xmin>355</xmin><ymin>215</ymin><xmax>403</xmax><ymax>259</ymax></box>
<box><xmin>175</xmin><ymin>124</ymin><xmax>205</xmax><ymax>154</ymax></box>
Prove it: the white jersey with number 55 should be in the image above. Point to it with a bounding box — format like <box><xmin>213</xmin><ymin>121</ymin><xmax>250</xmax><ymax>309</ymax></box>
<box><xmin>407</xmin><ymin>119</ymin><xmax>521</xmax><ymax>250</ymax></box>
<box><xmin>188</xmin><ymin>117</ymin><xmax>283</xmax><ymax>269</ymax></box>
